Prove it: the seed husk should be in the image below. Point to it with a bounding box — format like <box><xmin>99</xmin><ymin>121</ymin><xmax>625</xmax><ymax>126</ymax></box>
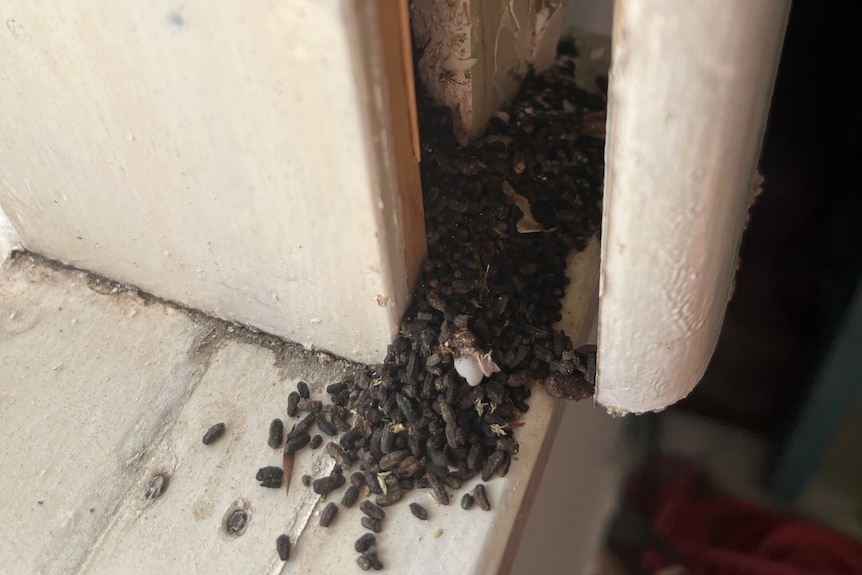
<box><xmin>202</xmin><ymin>423</ymin><xmax>225</xmax><ymax>445</ymax></box>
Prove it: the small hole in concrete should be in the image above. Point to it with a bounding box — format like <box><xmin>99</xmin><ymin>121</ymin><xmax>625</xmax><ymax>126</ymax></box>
<box><xmin>144</xmin><ymin>472</ymin><xmax>169</xmax><ymax>501</ymax></box>
<box><xmin>222</xmin><ymin>499</ymin><xmax>252</xmax><ymax>537</ymax></box>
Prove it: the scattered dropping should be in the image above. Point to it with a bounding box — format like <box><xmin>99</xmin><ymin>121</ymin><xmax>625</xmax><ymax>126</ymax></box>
<box><xmin>309</xmin><ymin>434</ymin><xmax>323</xmax><ymax>449</ymax></box>
<box><xmin>312</xmin><ymin>474</ymin><xmax>345</xmax><ymax>496</ymax></box>
<box><xmin>320</xmin><ymin>501</ymin><xmax>339</xmax><ymax>528</ymax></box>
<box><xmin>361</xmin><ymin>516</ymin><xmax>382</xmax><ymax>533</ymax></box>
<box><xmin>284</xmin><ymin>430</ymin><xmax>310</xmax><ymax>455</ymax></box>
<box><xmin>276</xmin><ymin>534</ymin><xmax>291</xmax><ymax>561</ymax></box>
<box><xmin>268</xmin><ymin>418</ymin><xmax>284</xmax><ymax>449</ymax></box>
<box><xmin>408</xmin><ymin>502</ymin><xmax>428</xmax><ymax>520</ymax></box>
<box><xmin>202</xmin><ymin>422</ymin><xmax>225</xmax><ymax>445</ymax></box>
<box><xmin>341</xmin><ymin>484</ymin><xmax>359</xmax><ymax>508</ymax></box>
<box><xmin>256</xmin><ymin>466</ymin><xmax>283</xmax><ymax>488</ymax></box>
<box><xmin>361</xmin><ymin>550</ymin><xmax>384</xmax><ymax>571</ymax></box>
<box><xmin>473</xmin><ymin>483</ymin><xmax>491</xmax><ymax>511</ymax></box>
<box><xmin>360</xmin><ymin>500</ymin><xmax>385</xmax><ymax>521</ymax></box>
<box><xmin>296</xmin><ymin>380</ymin><xmax>310</xmax><ymax>399</ymax></box>
<box><xmin>354</xmin><ymin>532</ymin><xmax>376</xmax><ymax>553</ymax></box>
<box><xmin>427</xmin><ymin>474</ymin><xmax>450</xmax><ymax>506</ymax></box>
<box><xmin>316</xmin><ymin>414</ymin><xmax>338</xmax><ymax>437</ymax></box>
<box><xmin>461</xmin><ymin>492</ymin><xmax>474</xmax><ymax>510</ymax></box>
<box><xmin>287</xmin><ymin>392</ymin><xmax>300</xmax><ymax>417</ymax></box>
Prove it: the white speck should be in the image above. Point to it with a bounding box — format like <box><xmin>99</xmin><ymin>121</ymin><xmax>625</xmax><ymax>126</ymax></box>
<box><xmin>310</xmin><ymin>317</ymin><xmax>321</xmax><ymax>325</ymax></box>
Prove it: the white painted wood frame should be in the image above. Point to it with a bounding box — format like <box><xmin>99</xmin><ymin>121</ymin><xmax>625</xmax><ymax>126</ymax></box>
<box><xmin>0</xmin><ymin>0</ymin><xmax>423</xmax><ymax>364</ymax></box>
<box><xmin>596</xmin><ymin>0</ymin><xmax>791</xmax><ymax>412</ymax></box>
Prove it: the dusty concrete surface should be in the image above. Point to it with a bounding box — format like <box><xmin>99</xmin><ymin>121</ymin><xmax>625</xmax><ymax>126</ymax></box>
<box><xmin>1</xmin><ymin>252</ymin><xmax>600</xmax><ymax>574</ymax></box>
<box><xmin>0</xmin><ymin>253</ymin><xmax>358</xmax><ymax>574</ymax></box>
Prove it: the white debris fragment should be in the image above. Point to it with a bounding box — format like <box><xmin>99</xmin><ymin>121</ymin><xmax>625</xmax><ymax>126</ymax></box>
<box><xmin>454</xmin><ymin>350</ymin><xmax>501</xmax><ymax>386</ymax></box>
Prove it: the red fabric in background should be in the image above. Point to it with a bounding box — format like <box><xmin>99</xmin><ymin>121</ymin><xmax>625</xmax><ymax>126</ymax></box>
<box><xmin>629</xmin><ymin>458</ymin><xmax>862</xmax><ymax>575</ymax></box>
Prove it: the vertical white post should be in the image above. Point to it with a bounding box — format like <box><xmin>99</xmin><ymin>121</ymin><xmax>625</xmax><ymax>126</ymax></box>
<box><xmin>596</xmin><ymin>0</ymin><xmax>791</xmax><ymax>412</ymax></box>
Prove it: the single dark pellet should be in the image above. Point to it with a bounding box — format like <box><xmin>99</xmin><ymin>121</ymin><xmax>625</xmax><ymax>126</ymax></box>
<box><xmin>284</xmin><ymin>430</ymin><xmax>310</xmax><ymax>455</ymax></box>
<box><xmin>319</xmin><ymin>502</ymin><xmax>339</xmax><ymax>527</ymax></box>
<box><xmin>408</xmin><ymin>502</ymin><xmax>428</xmax><ymax>520</ymax></box>
<box><xmin>355</xmin><ymin>532</ymin><xmax>376</xmax><ymax>553</ymax></box>
<box><xmin>350</xmin><ymin>471</ymin><xmax>366</xmax><ymax>488</ymax></box>
<box><xmin>461</xmin><ymin>493</ymin><xmax>475</xmax><ymax>510</ymax></box>
<box><xmin>287</xmin><ymin>392</ymin><xmax>300</xmax><ymax>417</ymax></box>
<box><xmin>309</xmin><ymin>434</ymin><xmax>323</xmax><ymax>449</ymax></box>
<box><xmin>316</xmin><ymin>414</ymin><xmax>338</xmax><ymax>437</ymax></box>
<box><xmin>268</xmin><ymin>418</ymin><xmax>284</xmax><ymax>449</ymax></box>
<box><xmin>312</xmin><ymin>474</ymin><xmax>345</xmax><ymax>496</ymax></box>
<box><xmin>360</xmin><ymin>516</ymin><xmax>382</xmax><ymax>533</ymax></box>
<box><xmin>202</xmin><ymin>422</ymin><xmax>225</xmax><ymax>445</ymax></box>
<box><xmin>359</xmin><ymin>500</ymin><xmax>386</xmax><ymax>521</ymax></box>
<box><xmin>341</xmin><ymin>484</ymin><xmax>359</xmax><ymax>508</ymax></box>
<box><xmin>473</xmin><ymin>483</ymin><xmax>491</xmax><ymax>511</ymax></box>
<box><xmin>357</xmin><ymin>555</ymin><xmax>373</xmax><ymax>571</ymax></box>
<box><xmin>256</xmin><ymin>466</ymin><xmax>283</xmax><ymax>488</ymax></box>
<box><xmin>297</xmin><ymin>380</ymin><xmax>310</xmax><ymax>399</ymax></box>
<box><xmin>301</xmin><ymin>474</ymin><xmax>312</xmax><ymax>487</ymax></box>
<box><xmin>256</xmin><ymin>466</ymin><xmax>283</xmax><ymax>482</ymax></box>
<box><xmin>276</xmin><ymin>534</ymin><xmax>291</xmax><ymax>561</ymax></box>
